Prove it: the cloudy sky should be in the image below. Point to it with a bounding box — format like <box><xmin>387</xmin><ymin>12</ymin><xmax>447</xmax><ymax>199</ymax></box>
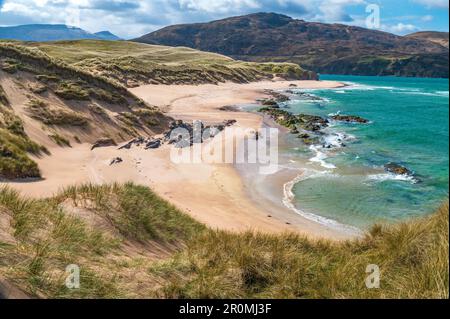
<box><xmin>0</xmin><ymin>0</ymin><xmax>448</xmax><ymax>38</ymax></box>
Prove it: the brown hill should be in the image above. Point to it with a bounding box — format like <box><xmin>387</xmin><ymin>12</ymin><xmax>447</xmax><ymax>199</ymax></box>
<box><xmin>134</xmin><ymin>12</ymin><xmax>449</xmax><ymax>78</ymax></box>
<box><xmin>406</xmin><ymin>31</ymin><xmax>449</xmax><ymax>48</ymax></box>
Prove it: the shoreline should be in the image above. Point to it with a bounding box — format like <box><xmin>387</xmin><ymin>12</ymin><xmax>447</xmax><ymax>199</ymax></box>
<box><xmin>2</xmin><ymin>80</ymin><xmax>358</xmax><ymax>241</ymax></box>
<box><xmin>130</xmin><ymin>80</ymin><xmax>358</xmax><ymax>240</ymax></box>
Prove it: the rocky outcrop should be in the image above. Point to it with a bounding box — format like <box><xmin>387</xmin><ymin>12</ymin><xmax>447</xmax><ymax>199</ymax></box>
<box><xmin>165</xmin><ymin>119</ymin><xmax>237</xmax><ymax>148</ymax></box>
<box><xmin>145</xmin><ymin>139</ymin><xmax>162</xmax><ymax>149</ymax></box>
<box><xmin>91</xmin><ymin>138</ymin><xmax>117</xmax><ymax>150</ymax></box>
<box><xmin>332</xmin><ymin>115</ymin><xmax>369</xmax><ymax>124</ymax></box>
<box><xmin>385</xmin><ymin>163</ymin><xmax>413</xmax><ymax>176</ymax></box>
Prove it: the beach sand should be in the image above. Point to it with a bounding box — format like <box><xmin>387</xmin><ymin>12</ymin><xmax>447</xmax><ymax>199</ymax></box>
<box><xmin>2</xmin><ymin>80</ymin><xmax>357</xmax><ymax>240</ymax></box>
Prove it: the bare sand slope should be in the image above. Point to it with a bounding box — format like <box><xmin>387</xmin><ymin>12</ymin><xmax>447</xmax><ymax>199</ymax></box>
<box><xmin>2</xmin><ymin>80</ymin><xmax>355</xmax><ymax>240</ymax></box>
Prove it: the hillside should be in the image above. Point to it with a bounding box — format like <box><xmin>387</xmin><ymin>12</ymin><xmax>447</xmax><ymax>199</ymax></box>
<box><xmin>135</xmin><ymin>12</ymin><xmax>449</xmax><ymax>78</ymax></box>
<box><xmin>0</xmin><ymin>42</ymin><xmax>171</xmax><ymax>180</ymax></box>
<box><xmin>0</xmin><ymin>25</ymin><xmax>121</xmax><ymax>42</ymax></box>
<box><xmin>0</xmin><ymin>183</ymin><xmax>447</xmax><ymax>298</ymax></box>
<box><xmin>406</xmin><ymin>31</ymin><xmax>449</xmax><ymax>48</ymax></box>
<box><xmin>26</xmin><ymin>40</ymin><xmax>317</xmax><ymax>87</ymax></box>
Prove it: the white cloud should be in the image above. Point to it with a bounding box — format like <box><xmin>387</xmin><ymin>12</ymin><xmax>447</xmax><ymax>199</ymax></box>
<box><xmin>421</xmin><ymin>14</ymin><xmax>433</xmax><ymax>22</ymax></box>
<box><xmin>413</xmin><ymin>0</ymin><xmax>449</xmax><ymax>9</ymax></box>
<box><xmin>383</xmin><ymin>22</ymin><xmax>419</xmax><ymax>34</ymax></box>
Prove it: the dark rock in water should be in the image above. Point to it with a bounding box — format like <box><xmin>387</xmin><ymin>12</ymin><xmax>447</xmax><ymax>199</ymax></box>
<box><xmin>261</xmin><ymin>99</ymin><xmax>279</xmax><ymax>107</ymax></box>
<box><xmin>259</xmin><ymin>108</ymin><xmax>329</xmax><ymax>133</ymax></box>
<box><xmin>331</xmin><ymin>114</ymin><xmax>369</xmax><ymax>124</ymax></box>
<box><xmin>110</xmin><ymin>157</ymin><xmax>123</xmax><ymax>165</ymax></box>
<box><xmin>298</xmin><ymin>133</ymin><xmax>310</xmax><ymax>139</ymax></box>
<box><xmin>265</xmin><ymin>90</ymin><xmax>290</xmax><ymax>102</ymax></box>
<box><xmin>91</xmin><ymin>138</ymin><xmax>117</xmax><ymax>150</ymax></box>
<box><xmin>297</xmin><ymin>114</ymin><xmax>329</xmax><ymax>126</ymax></box>
<box><xmin>385</xmin><ymin>163</ymin><xmax>413</xmax><ymax>176</ymax></box>
<box><xmin>145</xmin><ymin>139</ymin><xmax>162</xmax><ymax>149</ymax></box>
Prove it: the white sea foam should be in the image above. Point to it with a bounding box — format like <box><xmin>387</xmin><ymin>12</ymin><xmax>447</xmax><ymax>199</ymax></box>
<box><xmin>282</xmin><ymin>171</ymin><xmax>361</xmax><ymax>234</ymax></box>
<box><xmin>328</xmin><ymin>110</ymin><xmax>341</xmax><ymax>117</ymax></box>
<box><xmin>367</xmin><ymin>172</ymin><xmax>418</xmax><ymax>184</ymax></box>
<box><xmin>308</xmin><ymin>145</ymin><xmax>336</xmax><ymax>169</ymax></box>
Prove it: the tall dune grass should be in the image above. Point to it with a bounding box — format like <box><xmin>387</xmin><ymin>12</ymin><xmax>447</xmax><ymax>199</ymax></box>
<box><xmin>0</xmin><ymin>183</ymin><xmax>447</xmax><ymax>299</ymax></box>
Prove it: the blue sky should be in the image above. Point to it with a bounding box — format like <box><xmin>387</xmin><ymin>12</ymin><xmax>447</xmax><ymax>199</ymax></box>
<box><xmin>0</xmin><ymin>0</ymin><xmax>448</xmax><ymax>38</ymax></box>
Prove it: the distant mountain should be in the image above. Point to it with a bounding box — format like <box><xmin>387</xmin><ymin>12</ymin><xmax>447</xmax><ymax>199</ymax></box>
<box><xmin>406</xmin><ymin>31</ymin><xmax>449</xmax><ymax>48</ymax></box>
<box><xmin>0</xmin><ymin>24</ymin><xmax>121</xmax><ymax>42</ymax></box>
<box><xmin>94</xmin><ymin>31</ymin><xmax>121</xmax><ymax>41</ymax></box>
<box><xmin>134</xmin><ymin>13</ymin><xmax>449</xmax><ymax>78</ymax></box>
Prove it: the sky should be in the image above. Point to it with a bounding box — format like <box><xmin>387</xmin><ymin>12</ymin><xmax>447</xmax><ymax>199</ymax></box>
<box><xmin>0</xmin><ymin>0</ymin><xmax>448</xmax><ymax>39</ymax></box>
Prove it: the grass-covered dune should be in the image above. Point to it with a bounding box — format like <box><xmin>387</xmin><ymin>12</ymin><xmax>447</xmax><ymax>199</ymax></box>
<box><xmin>26</xmin><ymin>40</ymin><xmax>316</xmax><ymax>87</ymax></box>
<box><xmin>1</xmin><ymin>84</ymin><xmax>48</xmax><ymax>179</ymax></box>
<box><xmin>0</xmin><ymin>42</ymin><xmax>172</xmax><ymax>179</ymax></box>
<box><xmin>0</xmin><ymin>183</ymin><xmax>447</xmax><ymax>299</ymax></box>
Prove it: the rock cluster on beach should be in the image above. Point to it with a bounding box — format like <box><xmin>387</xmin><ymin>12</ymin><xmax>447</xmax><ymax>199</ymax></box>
<box><xmin>97</xmin><ymin>118</ymin><xmax>238</xmax><ymax>155</ymax></box>
<box><xmin>91</xmin><ymin>138</ymin><xmax>117</xmax><ymax>150</ymax></box>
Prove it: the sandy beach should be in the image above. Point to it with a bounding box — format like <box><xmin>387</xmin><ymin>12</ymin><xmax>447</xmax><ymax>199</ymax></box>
<box><xmin>2</xmin><ymin>80</ymin><xmax>357</xmax><ymax>240</ymax></box>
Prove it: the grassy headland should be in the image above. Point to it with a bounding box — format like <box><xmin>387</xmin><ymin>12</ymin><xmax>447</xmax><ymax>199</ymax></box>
<box><xmin>0</xmin><ymin>183</ymin><xmax>447</xmax><ymax>299</ymax></box>
<box><xmin>27</xmin><ymin>40</ymin><xmax>316</xmax><ymax>87</ymax></box>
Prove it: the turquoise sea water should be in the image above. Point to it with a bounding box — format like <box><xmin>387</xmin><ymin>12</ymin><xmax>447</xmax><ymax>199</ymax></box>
<box><xmin>283</xmin><ymin>75</ymin><xmax>449</xmax><ymax>229</ymax></box>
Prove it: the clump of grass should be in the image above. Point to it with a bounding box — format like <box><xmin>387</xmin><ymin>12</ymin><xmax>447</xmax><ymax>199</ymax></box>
<box><xmin>48</xmin><ymin>133</ymin><xmax>71</xmax><ymax>147</ymax></box>
<box><xmin>152</xmin><ymin>203</ymin><xmax>449</xmax><ymax>299</ymax></box>
<box><xmin>54</xmin><ymin>81</ymin><xmax>90</xmax><ymax>101</ymax></box>
<box><xmin>0</xmin><ymin>186</ymin><xmax>119</xmax><ymax>297</ymax></box>
<box><xmin>116</xmin><ymin>112</ymin><xmax>140</xmax><ymax>127</ymax></box>
<box><xmin>0</xmin><ymin>85</ymin><xmax>9</xmax><ymax>107</ymax></box>
<box><xmin>88</xmin><ymin>104</ymin><xmax>108</xmax><ymax>117</ymax></box>
<box><xmin>28</xmin><ymin>83</ymin><xmax>47</xmax><ymax>94</ymax></box>
<box><xmin>0</xmin><ymin>141</ymin><xmax>41</xmax><ymax>179</ymax></box>
<box><xmin>36</xmin><ymin>74</ymin><xmax>60</xmax><ymax>83</ymax></box>
<box><xmin>0</xmin><ymin>59</ymin><xmax>20</xmax><ymax>74</ymax></box>
<box><xmin>1</xmin><ymin>106</ymin><xmax>47</xmax><ymax>179</ymax></box>
<box><xmin>133</xmin><ymin>109</ymin><xmax>161</xmax><ymax>127</ymax></box>
<box><xmin>56</xmin><ymin>183</ymin><xmax>204</xmax><ymax>243</ymax></box>
<box><xmin>90</xmin><ymin>88</ymin><xmax>127</xmax><ymax>105</ymax></box>
<box><xmin>27</xmin><ymin>98</ymin><xmax>89</xmax><ymax>127</ymax></box>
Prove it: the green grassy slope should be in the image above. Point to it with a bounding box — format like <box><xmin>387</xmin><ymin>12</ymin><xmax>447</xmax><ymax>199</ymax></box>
<box><xmin>0</xmin><ymin>183</ymin><xmax>447</xmax><ymax>299</ymax></box>
<box><xmin>27</xmin><ymin>40</ymin><xmax>316</xmax><ymax>86</ymax></box>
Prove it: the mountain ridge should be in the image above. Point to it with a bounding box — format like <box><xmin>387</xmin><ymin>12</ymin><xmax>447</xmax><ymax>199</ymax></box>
<box><xmin>134</xmin><ymin>12</ymin><xmax>449</xmax><ymax>78</ymax></box>
<box><xmin>0</xmin><ymin>24</ymin><xmax>121</xmax><ymax>42</ymax></box>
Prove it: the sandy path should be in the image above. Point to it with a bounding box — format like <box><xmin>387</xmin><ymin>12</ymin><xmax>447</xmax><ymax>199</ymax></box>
<box><xmin>2</xmin><ymin>80</ymin><xmax>355</xmax><ymax>240</ymax></box>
